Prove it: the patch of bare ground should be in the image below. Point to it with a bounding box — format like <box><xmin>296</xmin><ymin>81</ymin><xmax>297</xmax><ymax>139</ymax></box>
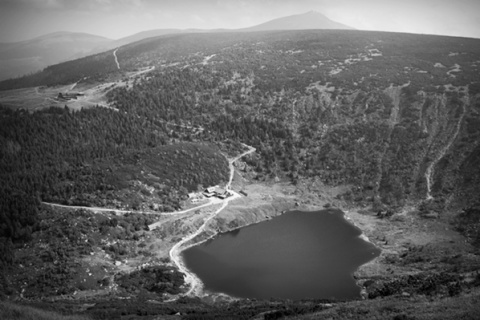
<box><xmin>210</xmin><ymin>182</ymin><xmax>297</xmax><ymax>233</ymax></box>
<box><xmin>346</xmin><ymin>206</ymin><xmax>479</xmax><ymax>279</ymax></box>
<box><xmin>0</xmin><ymin>67</ymin><xmax>154</xmax><ymax>112</ymax></box>
<box><xmin>0</xmin><ymin>82</ymin><xmax>113</xmax><ymax>111</ymax></box>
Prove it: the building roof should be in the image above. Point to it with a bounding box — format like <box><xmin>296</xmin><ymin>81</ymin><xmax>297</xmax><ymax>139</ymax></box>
<box><xmin>214</xmin><ymin>187</ymin><xmax>226</xmax><ymax>194</ymax></box>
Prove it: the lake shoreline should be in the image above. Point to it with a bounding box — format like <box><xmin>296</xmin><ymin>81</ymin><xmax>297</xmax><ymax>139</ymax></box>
<box><xmin>181</xmin><ymin>208</ymin><xmax>380</xmax><ymax>300</ymax></box>
<box><xmin>165</xmin><ymin>172</ymin><xmax>475</xmax><ymax>303</ymax></box>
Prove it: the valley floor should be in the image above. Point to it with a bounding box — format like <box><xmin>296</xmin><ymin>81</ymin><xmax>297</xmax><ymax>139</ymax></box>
<box><xmin>3</xmin><ymin>157</ymin><xmax>480</xmax><ymax>319</ymax></box>
<box><xmin>69</xmin><ymin>161</ymin><xmax>480</xmax><ymax>297</ymax></box>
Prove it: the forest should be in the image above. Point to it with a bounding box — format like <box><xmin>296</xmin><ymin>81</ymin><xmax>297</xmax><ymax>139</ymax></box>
<box><xmin>0</xmin><ymin>104</ymin><xmax>231</xmax><ymax>267</ymax></box>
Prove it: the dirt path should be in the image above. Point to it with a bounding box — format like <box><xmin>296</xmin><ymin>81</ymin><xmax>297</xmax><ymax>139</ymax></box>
<box><xmin>148</xmin><ymin>199</ymin><xmax>221</xmax><ymax>229</ymax></box>
<box><xmin>168</xmin><ymin>145</ymin><xmax>256</xmax><ymax>298</ymax></box>
<box><xmin>42</xmin><ymin>202</ymin><xmax>134</xmax><ymax>214</ymax></box>
<box><xmin>42</xmin><ymin>143</ymin><xmax>230</xmax><ymax>219</ymax></box>
<box><xmin>43</xmin><ymin>197</ymin><xmax>220</xmax><ymax>218</ymax></box>
<box><xmin>70</xmin><ymin>81</ymin><xmax>79</xmax><ymax>91</ymax></box>
<box><xmin>113</xmin><ymin>48</ymin><xmax>120</xmax><ymax>70</ymax></box>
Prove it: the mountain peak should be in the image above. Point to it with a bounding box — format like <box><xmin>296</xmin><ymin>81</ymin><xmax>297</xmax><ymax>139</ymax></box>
<box><xmin>243</xmin><ymin>11</ymin><xmax>354</xmax><ymax>32</ymax></box>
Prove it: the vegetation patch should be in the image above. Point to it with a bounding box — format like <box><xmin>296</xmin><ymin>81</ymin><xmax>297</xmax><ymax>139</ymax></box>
<box><xmin>0</xmin><ymin>208</ymin><xmax>157</xmax><ymax>298</ymax></box>
<box><xmin>116</xmin><ymin>266</ymin><xmax>184</xmax><ymax>295</ymax></box>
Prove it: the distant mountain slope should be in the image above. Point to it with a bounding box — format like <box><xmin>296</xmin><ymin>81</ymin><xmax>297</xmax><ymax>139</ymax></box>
<box><xmin>242</xmin><ymin>11</ymin><xmax>354</xmax><ymax>31</ymax></box>
<box><xmin>0</xmin><ymin>11</ymin><xmax>350</xmax><ymax>81</ymax></box>
<box><xmin>0</xmin><ymin>11</ymin><xmax>353</xmax><ymax>81</ymax></box>
<box><xmin>101</xmin><ymin>11</ymin><xmax>352</xmax><ymax>50</ymax></box>
<box><xmin>91</xmin><ymin>29</ymin><xmax>193</xmax><ymax>54</ymax></box>
<box><xmin>4</xmin><ymin>29</ymin><xmax>477</xmax><ymax>208</ymax></box>
<box><xmin>114</xmin><ymin>29</ymin><xmax>198</xmax><ymax>47</ymax></box>
<box><xmin>0</xmin><ymin>32</ymin><xmax>113</xmax><ymax>81</ymax></box>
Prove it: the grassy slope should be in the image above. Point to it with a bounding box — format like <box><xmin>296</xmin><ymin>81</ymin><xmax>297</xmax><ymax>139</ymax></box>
<box><xmin>295</xmin><ymin>290</ymin><xmax>480</xmax><ymax>320</ymax></box>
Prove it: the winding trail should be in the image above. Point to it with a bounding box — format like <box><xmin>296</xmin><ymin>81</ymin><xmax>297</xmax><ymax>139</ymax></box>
<box><xmin>168</xmin><ymin>145</ymin><xmax>255</xmax><ymax>297</ymax></box>
<box><xmin>113</xmin><ymin>48</ymin><xmax>120</xmax><ymax>70</ymax></box>
<box><xmin>70</xmin><ymin>81</ymin><xmax>79</xmax><ymax>91</ymax></box>
<box><xmin>425</xmin><ymin>90</ymin><xmax>467</xmax><ymax>199</ymax></box>
<box><xmin>43</xmin><ymin>196</ymin><xmax>217</xmax><ymax>218</ymax></box>
<box><xmin>41</xmin><ymin>202</ymin><xmax>132</xmax><ymax>214</ymax></box>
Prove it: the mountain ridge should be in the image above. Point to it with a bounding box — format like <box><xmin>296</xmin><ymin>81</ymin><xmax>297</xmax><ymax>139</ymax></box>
<box><xmin>0</xmin><ymin>32</ymin><xmax>113</xmax><ymax>81</ymax></box>
<box><xmin>241</xmin><ymin>11</ymin><xmax>354</xmax><ymax>31</ymax></box>
<box><xmin>0</xmin><ymin>11</ymin><xmax>352</xmax><ymax>80</ymax></box>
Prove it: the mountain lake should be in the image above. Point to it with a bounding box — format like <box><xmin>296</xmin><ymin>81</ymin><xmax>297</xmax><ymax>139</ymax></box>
<box><xmin>182</xmin><ymin>209</ymin><xmax>381</xmax><ymax>300</ymax></box>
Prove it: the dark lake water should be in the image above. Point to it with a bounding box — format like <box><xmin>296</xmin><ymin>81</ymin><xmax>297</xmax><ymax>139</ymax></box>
<box><xmin>182</xmin><ymin>209</ymin><xmax>380</xmax><ymax>300</ymax></box>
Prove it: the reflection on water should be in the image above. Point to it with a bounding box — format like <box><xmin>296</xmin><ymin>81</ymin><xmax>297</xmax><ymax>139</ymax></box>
<box><xmin>183</xmin><ymin>209</ymin><xmax>380</xmax><ymax>300</ymax></box>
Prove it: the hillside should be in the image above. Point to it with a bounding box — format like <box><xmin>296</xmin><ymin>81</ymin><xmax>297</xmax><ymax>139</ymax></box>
<box><xmin>0</xmin><ymin>32</ymin><xmax>113</xmax><ymax>81</ymax></box>
<box><xmin>2</xmin><ymin>28</ymin><xmax>480</xmax><ymax>238</ymax></box>
<box><xmin>82</xmin><ymin>29</ymin><xmax>201</xmax><ymax>57</ymax></box>
<box><xmin>1</xmin><ymin>29</ymin><xmax>480</xmax><ymax>319</ymax></box>
<box><xmin>30</xmin><ymin>29</ymin><xmax>477</xmax><ymax>210</ymax></box>
<box><xmin>0</xmin><ymin>11</ymin><xmax>352</xmax><ymax>82</ymax></box>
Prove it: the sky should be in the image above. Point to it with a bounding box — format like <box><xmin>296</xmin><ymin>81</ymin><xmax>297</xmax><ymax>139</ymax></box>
<box><xmin>1</xmin><ymin>0</ymin><xmax>480</xmax><ymax>42</ymax></box>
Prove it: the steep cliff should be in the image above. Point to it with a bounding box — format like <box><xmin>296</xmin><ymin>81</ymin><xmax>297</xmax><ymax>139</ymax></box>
<box><xmin>298</xmin><ymin>82</ymin><xmax>478</xmax><ymax>210</ymax></box>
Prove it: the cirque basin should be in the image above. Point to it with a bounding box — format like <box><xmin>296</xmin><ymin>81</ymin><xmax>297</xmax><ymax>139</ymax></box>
<box><xmin>182</xmin><ymin>209</ymin><xmax>380</xmax><ymax>300</ymax></box>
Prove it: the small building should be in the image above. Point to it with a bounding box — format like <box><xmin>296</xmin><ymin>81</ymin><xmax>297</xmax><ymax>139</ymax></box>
<box><xmin>203</xmin><ymin>186</ymin><xmax>217</xmax><ymax>198</ymax></box>
<box><xmin>215</xmin><ymin>188</ymin><xmax>232</xmax><ymax>199</ymax></box>
<box><xmin>214</xmin><ymin>187</ymin><xmax>226</xmax><ymax>195</ymax></box>
<box><xmin>202</xmin><ymin>186</ymin><xmax>233</xmax><ymax>199</ymax></box>
<box><xmin>57</xmin><ymin>92</ymin><xmax>84</xmax><ymax>101</ymax></box>
<box><xmin>203</xmin><ymin>192</ymin><xmax>216</xmax><ymax>198</ymax></box>
<box><xmin>217</xmin><ymin>192</ymin><xmax>231</xmax><ymax>199</ymax></box>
